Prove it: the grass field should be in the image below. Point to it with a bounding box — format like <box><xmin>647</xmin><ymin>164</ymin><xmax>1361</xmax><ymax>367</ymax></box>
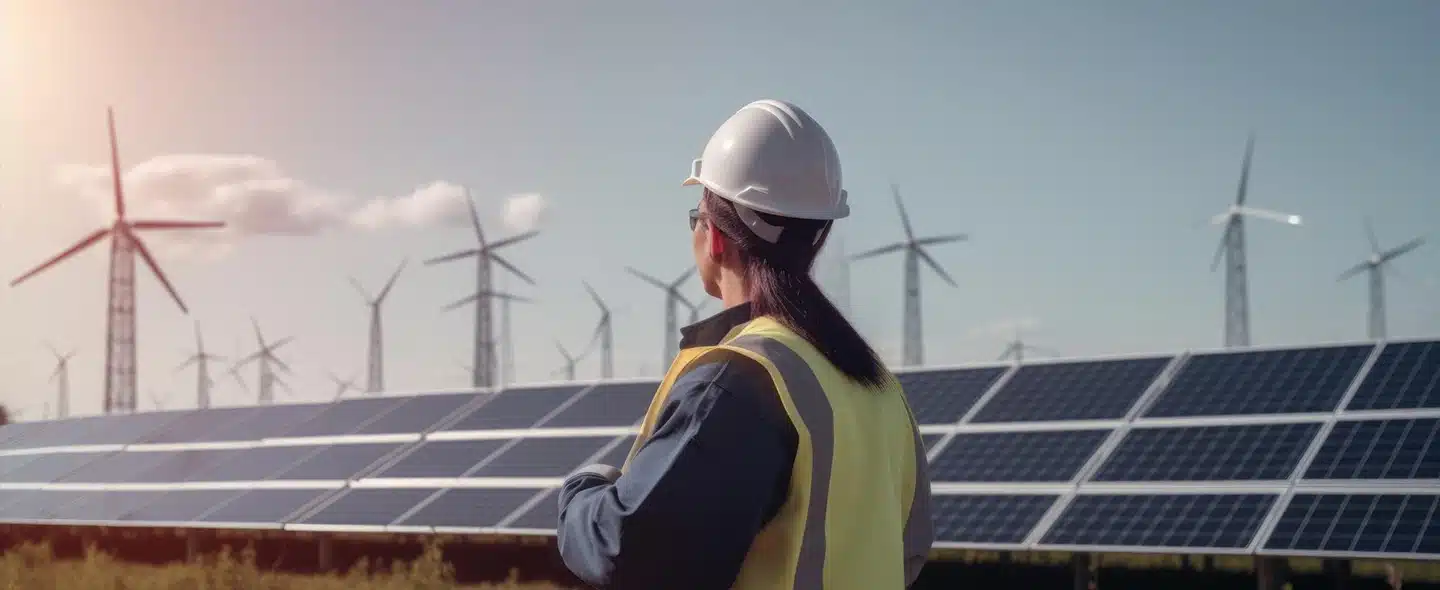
<box><xmin>0</xmin><ymin>541</ymin><xmax>574</xmax><ymax>589</ymax></box>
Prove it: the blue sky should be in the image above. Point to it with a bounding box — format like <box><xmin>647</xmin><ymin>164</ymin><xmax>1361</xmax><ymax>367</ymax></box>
<box><xmin>1</xmin><ymin>0</ymin><xmax>1437</xmax><ymax>418</ymax></box>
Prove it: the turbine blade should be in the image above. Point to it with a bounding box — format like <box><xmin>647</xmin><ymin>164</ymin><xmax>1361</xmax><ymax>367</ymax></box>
<box><xmin>891</xmin><ymin>184</ymin><xmax>915</xmax><ymax>242</ymax></box>
<box><xmin>425</xmin><ymin>249</ymin><xmax>480</xmax><ymax>265</ymax></box>
<box><xmin>131</xmin><ymin>220</ymin><xmax>226</xmax><ymax>231</ymax></box>
<box><xmin>108</xmin><ymin>107</ymin><xmax>126</xmax><ymax>219</ymax></box>
<box><xmin>175</xmin><ymin>356</ymin><xmax>198</xmax><ymax>373</ymax></box>
<box><xmin>913</xmin><ymin>234</ymin><xmax>968</xmax><ymax>247</ymax></box>
<box><xmin>916</xmin><ymin>248</ymin><xmax>958</xmax><ymax>288</ymax></box>
<box><xmin>251</xmin><ymin>317</ymin><xmax>264</xmax><ymax>348</ymax></box>
<box><xmin>849</xmin><ymin>243</ymin><xmax>906</xmax><ymax>261</ymax></box>
<box><xmin>348</xmin><ymin>276</ymin><xmax>371</xmax><ymax>302</ymax></box>
<box><xmin>489</xmin><ymin>254</ymin><xmax>536</xmax><ymax>285</ymax></box>
<box><xmin>1364</xmin><ymin>217</ymin><xmax>1380</xmax><ymax>253</ymax></box>
<box><xmin>487</xmin><ymin>230</ymin><xmax>538</xmax><ymax>251</ymax></box>
<box><xmin>269</xmin><ymin>354</ymin><xmax>293</xmax><ymax>374</ymax></box>
<box><xmin>1337</xmin><ymin>261</ymin><xmax>1369</xmax><ymax>282</ymax></box>
<box><xmin>626</xmin><ymin>267</ymin><xmax>669</xmax><ymax>290</ymax></box>
<box><xmin>130</xmin><ymin>231</ymin><xmax>190</xmax><ymax>314</ymax></box>
<box><xmin>1235</xmin><ymin>134</ymin><xmax>1253</xmax><ymax>207</ymax></box>
<box><xmin>465</xmin><ymin>188</ymin><xmax>485</xmax><ymax>245</ymax></box>
<box><xmin>441</xmin><ymin>293</ymin><xmax>480</xmax><ymax>312</ymax></box>
<box><xmin>266</xmin><ymin>336</ymin><xmax>294</xmax><ymax>354</ymax></box>
<box><xmin>583</xmin><ymin>281</ymin><xmax>608</xmax><ymax>312</ymax></box>
<box><xmin>1235</xmin><ymin>206</ymin><xmax>1302</xmax><ymax>226</ymax></box>
<box><xmin>1381</xmin><ymin>236</ymin><xmax>1426</xmax><ymax>263</ymax></box>
<box><xmin>231</xmin><ymin>351</ymin><xmax>263</xmax><ymax>370</ymax></box>
<box><xmin>1209</xmin><ymin>226</ymin><xmax>1230</xmax><ymax>273</ymax></box>
<box><xmin>376</xmin><ymin>258</ymin><xmax>409</xmax><ymax>301</ymax></box>
<box><xmin>672</xmin><ymin>266</ymin><xmax>696</xmax><ymax>289</ymax></box>
<box><xmin>10</xmin><ymin>228</ymin><xmax>112</xmax><ymax>287</ymax></box>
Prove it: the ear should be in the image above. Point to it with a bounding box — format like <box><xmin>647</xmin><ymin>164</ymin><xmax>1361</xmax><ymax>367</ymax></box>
<box><xmin>706</xmin><ymin>224</ymin><xmax>727</xmax><ymax>260</ymax></box>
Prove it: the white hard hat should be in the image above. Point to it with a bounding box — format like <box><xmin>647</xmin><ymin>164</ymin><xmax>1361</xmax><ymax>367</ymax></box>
<box><xmin>683</xmin><ymin>99</ymin><xmax>849</xmax><ymax>224</ymax></box>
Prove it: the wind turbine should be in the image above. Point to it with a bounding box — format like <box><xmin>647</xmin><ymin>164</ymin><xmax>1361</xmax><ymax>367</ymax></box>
<box><xmin>997</xmin><ymin>326</ymin><xmax>1060</xmax><ymax>363</ymax></box>
<box><xmin>46</xmin><ymin>344</ymin><xmax>76</xmax><ymax>419</ymax></box>
<box><xmin>325</xmin><ymin>370</ymin><xmax>362</xmax><ymax>400</ymax></box>
<box><xmin>850</xmin><ymin>184</ymin><xmax>967</xmax><ymax>367</ymax></box>
<box><xmin>1337</xmin><ymin>219</ymin><xmax>1426</xmax><ymax>340</ymax></box>
<box><xmin>231</xmin><ymin>318</ymin><xmax>294</xmax><ymax>404</ymax></box>
<box><xmin>425</xmin><ymin>189</ymin><xmax>537</xmax><ymax>389</ymax></box>
<box><xmin>681</xmin><ymin>295</ymin><xmax>715</xmax><ymax>325</ymax></box>
<box><xmin>1208</xmin><ymin>135</ymin><xmax>1303</xmax><ymax>348</ymax></box>
<box><xmin>583</xmin><ymin>281</ymin><xmax>615</xmax><ymax>379</ymax></box>
<box><xmin>176</xmin><ymin>322</ymin><xmax>223</xmax><ymax>409</ymax></box>
<box><xmin>349</xmin><ymin>258</ymin><xmax>407</xmax><ymax>393</ymax></box>
<box><xmin>626</xmin><ymin>266</ymin><xmax>695</xmax><ymax>367</ymax></box>
<box><xmin>8</xmin><ymin>108</ymin><xmax>225</xmax><ymax>414</ymax></box>
<box><xmin>552</xmin><ymin>338</ymin><xmax>592</xmax><ymax>381</ymax></box>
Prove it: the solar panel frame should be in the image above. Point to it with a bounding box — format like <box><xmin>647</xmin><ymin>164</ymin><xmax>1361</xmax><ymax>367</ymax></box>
<box><xmin>929</xmin><ymin>492</ymin><xmax>1061</xmax><ymax>549</ymax></box>
<box><xmin>929</xmin><ymin>429</ymin><xmax>1111</xmax><ymax>483</ymax></box>
<box><xmin>1343</xmin><ymin>339</ymin><xmax>1440</xmax><ymax>411</ymax></box>
<box><xmin>969</xmin><ymin>355</ymin><xmax>1175</xmax><ymax>423</ymax></box>
<box><xmin>1092</xmin><ymin>421</ymin><xmax>1324</xmax><ymax>483</ymax></box>
<box><xmin>1033</xmin><ymin>491</ymin><xmax>1282</xmax><ymax>554</ymax></box>
<box><xmin>1300</xmin><ymin>416</ymin><xmax>1440</xmax><ymax>481</ymax></box>
<box><xmin>894</xmin><ymin>364</ymin><xmax>1012</xmax><ymax>426</ymax></box>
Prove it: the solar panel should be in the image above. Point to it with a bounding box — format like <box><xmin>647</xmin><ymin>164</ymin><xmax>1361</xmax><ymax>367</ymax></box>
<box><xmin>0</xmin><ymin>422</ymin><xmax>47</xmax><ymax>449</ymax></box>
<box><xmin>1262</xmin><ymin>493</ymin><xmax>1440</xmax><ymax>556</ymax></box>
<box><xmin>354</xmin><ymin>393</ymin><xmax>481</xmax><ymax>434</ymax></box>
<box><xmin>442</xmin><ymin>386</ymin><xmax>584</xmax><ymax>431</ymax></box>
<box><xmin>898</xmin><ymin>367</ymin><xmax>1007</xmax><ymax>425</ymax></box>
<box><xmin>1145</xmin><ymin>345</ymin><xmax>1372</xmax><ymax>418</ymax></box>
<box><xmin>1345</xmin><ymin>340</ymin><xmax>1440</xmax><ymax>410</ymax></box>
<box><xmin>931</xmin><ymin>494</ymin><xmax>1057</xmax><ymax>545</ymax></box>
<box><xmin>1303</xmin><ymin>418</ymin><xmax>1440</xmax><ymax>480</ymax></box>
<box><xmin>133</xmin><ymin>449</ymin><xmax>240</xmax><ymax>483</ymax></box>
<box><xmin>929</xmin><ymin>430</ymin><xmax>1108</xmax><ymax>482</ymax></box>
<box><xmin>271</xmin><ymin>443</ymin><xmax>403</xmax><ymax>480</ymax></box>
<box><xmin>297</xmin><ymin>487</ymin><xmax>438</xmax><ymax>526</ymax></box>
<box><xmin>1040</xmin><ymin>493</ymin><xmax>1276</xmax><ymax>550</ymax></box>
<box><xmin>397</xmin><ymin>488</ymin><xmax>544</xmax><ymax>529</ymax></box>
<box><xmin>503</xmin><ymin>488</ymin><xmax>559</xmax><ymax>530</ymax></box>
<box><xmin>205</xmin><ymin>403</ymin><xmax>331</xmax><ymax>441</ymax></box>
<box><xmin>0</xmin><ymin>451</ymin><xmax>104</xmax><ymax>483</ymax></box>
<box><xmin>122</xmin><ymin>490</ymin><xmax>245</xmax><ymax>524</ymax></box>
<box><xmin>0</xmin><ymin>453</ymin><xmax>42</xmax><ymax>479</ymax></box>
<box><xmin>52</xmin><ymin>412</ymin><xmax>184</xmax><ymax>447</ymax></box>
<box><xmin>971</xmin><ymin>357</ymin><xmax>1170</xmax><ymax>423</ymax></box>
<box><xmin>196</xmin><ymin>488</ymin><xmax>330</xmax><ymax>525</ymax></box>
<box><xmin>59</xmin><ymin>450</ymin><xmax>177</xmax><ymax>483</ymax></box>
<box><xmin>1094</xmin><ymin>422</ymin><xmax>1322</xmax><ymax>482</ymax></box>
<box><xmin>51</xmin><ymin>490</ymin><xmax>166</xmax><ymax>523</ymax></box>
<box><xmin>189</xmin><ymin>446</ymin><xmax>318</xmax><ymax>481</ymax></box>
<box><xmin>280</xmin><ymin>398</ymin><xmax>410</xmax><ymax>438</ymax></box>
<box><xmin>370</xmin><ymin>439</ymin><xmax>509</xmax><ymax>479</ymax></box>
<box><xmin>921</xmin><ymin>434</ymin><xmax>943</xmax><ymax>453</ymax></box>
<box><xmin>468</xmin><ymin>437</ymin><xmax>612</xmax><ymax>477</ymax></box>
<box><xmin>140</xmin><ymin>407</ymin><xmax>265</xmax><ymax>443</ymax></box>
<box><xmin>0</xmin><ymin>490</ymin><xmax>83</xmax><ymax>521</ymax></box>
<box><xmin>541</xmin><ymin>381</ymin><xmax>655</xmax><ymax>428</ymax></box>
<box><xmin>593</xmin><ymin>436</ymin><xmax>635</xmax><ymax>468</ymax></box>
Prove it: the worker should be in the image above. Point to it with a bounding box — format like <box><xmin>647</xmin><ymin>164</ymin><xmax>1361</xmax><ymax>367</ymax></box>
<box><xmin>556</xmin><ymin>99</ymin><xmax>934</xmax><ymax>589</ymax></box>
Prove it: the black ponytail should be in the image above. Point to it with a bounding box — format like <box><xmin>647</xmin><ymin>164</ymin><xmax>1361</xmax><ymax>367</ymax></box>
<box><xmin>703</xmin><ymin>191</ymin><xmax>890</xmax><ymax>389</ymax></box>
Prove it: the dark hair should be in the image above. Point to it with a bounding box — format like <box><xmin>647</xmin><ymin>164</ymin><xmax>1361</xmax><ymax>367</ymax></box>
<box><xmin>702</xmin><ymin>190</ymin><xmax>890</xmax><ymax>389</ymax></box>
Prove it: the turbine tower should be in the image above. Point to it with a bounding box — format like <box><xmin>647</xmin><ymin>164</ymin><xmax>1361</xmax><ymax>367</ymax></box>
<box><xmin>583</xmin><ymin>281</ymin><xmax>614</xmax><ymax>379</ymax></box>
<box><xmin>9</xmin><ymin>108</ymin><xmax>225</xmax><ymax>414</ymax></box>
<box><xmin>499</xmin><ymin>272</ymin><xmax>514</xmax><ymax>386</ymax></box>
<box><xmin>349</xmin><ymin>258</ymin><xmax>407</xmax><ymax>393</ymax></box>
<box><xmin>1208</xmin><ymin>135</ymin><xmax>1303</xmax><ymax>348</ymax></box>
<box><xmin>176</xmin><ymin>322</ymin><xmax>224</xmax><ymax>409</ymax></box>
<box><xmin>325</xmin><ymin>370</ymin><xmax>362</xmax><ymax>400</ymax></box>
<box><xmin>231</xmin><ymin>318</ymin><xmax>294</xmax><ymax>404</ymax></box>
<box><xmin>425</xmin><ymin>190</ymin><xmax>537</xmax><ymax>389</ymax></box>
<box><xmin>1337</xmin><ymin>219</ymin><xmax>1426</xmax><ymax>340</ymax></box>
<box><xmin>997</xmin><ymin>326</ymin><xmax>1060</xmax><ymax>363</ymax></box>
<box><xmin>850</xmin><ymin>184</ymin><xmax>967</xmax><ymax>367</ymax></box>
<box><xmin>46</xmin><ymin>344</ymin><xmax>76</xmax><ymax>419</ymax></box>
<box><xmin>626</xmin><ymin>266</ymin><xmax>695</xmax><ymax>367</ymax></box>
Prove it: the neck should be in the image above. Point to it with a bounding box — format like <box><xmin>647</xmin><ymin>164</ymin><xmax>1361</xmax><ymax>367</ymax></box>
<box><xmin>717</xmin><ymin>269</ymin><xmax>749</xmax><ymax>310</ymax></box>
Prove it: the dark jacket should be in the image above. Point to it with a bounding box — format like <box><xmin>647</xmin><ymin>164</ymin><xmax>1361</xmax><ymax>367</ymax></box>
<box><xmin>556</xmin><ymin>303</ymin><xmax>799</xmax><ymax>589</ymax></box>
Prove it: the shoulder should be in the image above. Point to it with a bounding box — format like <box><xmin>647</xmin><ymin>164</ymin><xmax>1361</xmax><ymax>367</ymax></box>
<box><xmin>665</xmin><ymin>348</ymin><xmax>794</xmax><ymax>436</ymax></box>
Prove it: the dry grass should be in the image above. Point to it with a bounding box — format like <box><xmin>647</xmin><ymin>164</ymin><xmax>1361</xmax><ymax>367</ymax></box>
<box><xmin>0</xmin><ymin>541</ymin><xmax>574</xmax><ymax>589</ymax></box>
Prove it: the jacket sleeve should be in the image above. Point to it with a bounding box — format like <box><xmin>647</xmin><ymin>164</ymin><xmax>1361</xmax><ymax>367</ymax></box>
<box><xmin>556</xmin><ymin>354</ymin><xmax>796</xmax><ymax>590</ymax></box>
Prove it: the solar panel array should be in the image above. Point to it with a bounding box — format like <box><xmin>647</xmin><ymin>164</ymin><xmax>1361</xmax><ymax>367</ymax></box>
<box><xmin>1</xmin><ymin>338</ymin><xmax>1437</xmax><ymax>562</ymax></box>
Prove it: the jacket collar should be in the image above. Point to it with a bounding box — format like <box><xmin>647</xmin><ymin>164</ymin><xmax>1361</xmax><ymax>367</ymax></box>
<box><xmin>679</xmin><ymin>301</ymin><xmax>754</xmax><ymax>349</ymax></box>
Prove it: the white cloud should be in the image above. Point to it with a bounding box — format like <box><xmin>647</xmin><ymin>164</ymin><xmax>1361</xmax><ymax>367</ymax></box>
<box><xmin>502</xmin><ymin>193</ymin><xmax>548</xmax><ymax>233</ymax></box>
<box><xmin>54</xmin><ymin>154</ymin><xmax>549</xmax><ymax>258</ymax></box>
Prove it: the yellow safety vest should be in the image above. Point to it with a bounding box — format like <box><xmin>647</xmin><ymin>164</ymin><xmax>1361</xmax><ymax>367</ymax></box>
<box><xmin>624</xmin><ymin>315</ymin><xmax>932</xmax><ymax>589</ymax></box>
